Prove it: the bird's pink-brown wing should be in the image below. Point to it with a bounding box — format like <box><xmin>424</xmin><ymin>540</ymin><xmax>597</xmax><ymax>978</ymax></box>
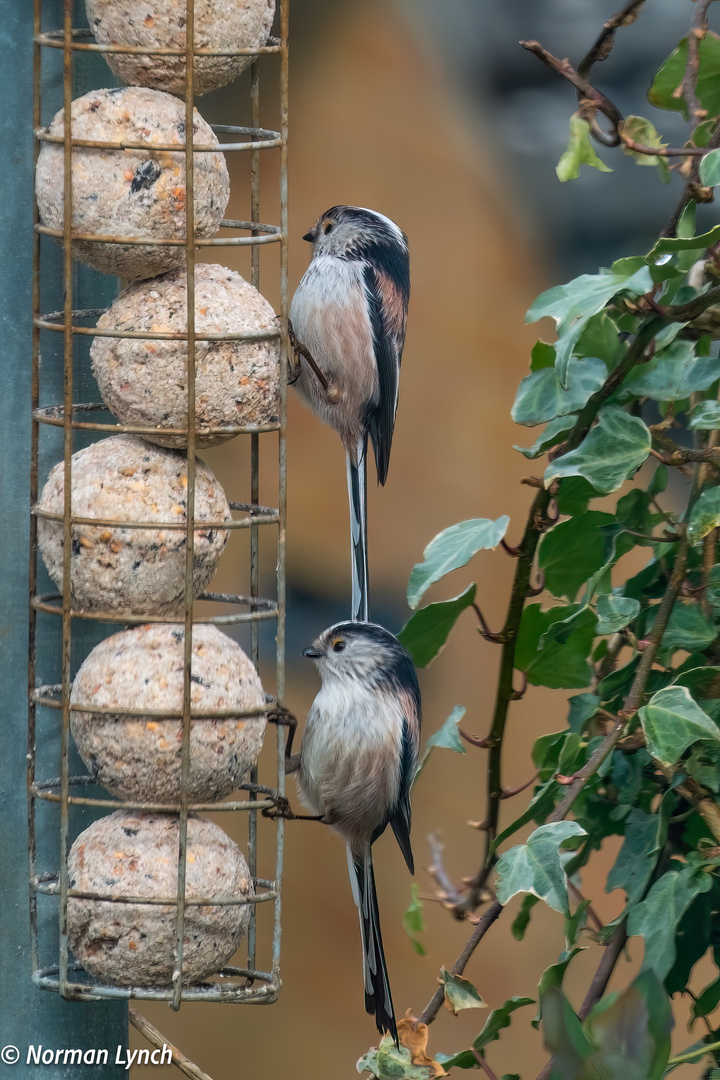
<box><xmin>363</xmin><ymin>266</ymin><xmax>408</xmax><ymax>485</ymax></box>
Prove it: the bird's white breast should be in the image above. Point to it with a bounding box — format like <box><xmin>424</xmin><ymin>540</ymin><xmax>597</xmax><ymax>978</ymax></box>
<box><xmin>298</xmin><ymin>677</ymin><xmax>404</xmax><ymax>847</ymax></box>
<box><xmin>289</xmin><ymin>256</ymin><xmax>378</xmax><ymax>444</ymax></box>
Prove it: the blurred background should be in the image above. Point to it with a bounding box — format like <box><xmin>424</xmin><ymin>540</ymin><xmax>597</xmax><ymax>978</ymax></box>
<box><xmin>63</xmin><ymin>0</ymin><xmax>708</xmax><ymax>1074</ymax></box>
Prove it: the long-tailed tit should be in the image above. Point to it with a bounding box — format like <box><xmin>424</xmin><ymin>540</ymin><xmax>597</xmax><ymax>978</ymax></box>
<box><xmin>289</xmin><ymin>206</ymin><xmax>410</xmax><ymax>622</ymax></box>
<box><xmin>298</xmin><ymin>621</ymin><xmax>421</xmax><ymax>1041</ymax></box>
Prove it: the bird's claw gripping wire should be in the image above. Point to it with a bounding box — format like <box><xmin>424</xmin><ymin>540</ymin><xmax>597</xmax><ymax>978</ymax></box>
<box><xmin>266</xmin><ymin>703</ymin><xmax>299</xmax><ymax>761</ymax></box>
<box><xmin>261</xmin><ymin>795</ymin><xmax>324</xmax><ymax>823</ymax></box>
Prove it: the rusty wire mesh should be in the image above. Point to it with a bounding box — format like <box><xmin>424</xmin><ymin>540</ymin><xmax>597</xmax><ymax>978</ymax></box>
<box><xmin>27</xmin><ymin>0</ymin><xmax>289</xmax><ymax>1036</ymax></box>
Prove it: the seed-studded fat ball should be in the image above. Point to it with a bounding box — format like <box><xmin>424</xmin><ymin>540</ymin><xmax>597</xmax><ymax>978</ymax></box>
<box><xmin>71</xmin><ymin>624</ymin><xmax>267</xmax><ymax>803</ymax></box>
<box><xmin>36</xmin><ymin>435</ymin><xmax>231</xmax><ymax>616</ymax></box>
<box><xmin>85</xmin><ymin>0</ymin><xmax>276</xmax><ymax>97</ymax></box>
<box><xmin>68</xmin><ymin>812</ymin><xmax>253</xmax><ymax>986</ymax></box>
<box><xmin>35</xmin><ymin>87</ymin><xmax>229</xmax><ymax>279</ymax></box>
<box><xmin>91</xmin><ymin>265</ymin><xmax>280</xmax><ymax>448</ymax></box>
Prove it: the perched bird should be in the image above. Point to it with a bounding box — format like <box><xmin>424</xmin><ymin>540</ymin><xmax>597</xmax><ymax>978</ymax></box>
<box><xmin>289</xmin><ymin>206</ymin><xmax>410</xmax><ymax>622</ymax></box>
<box><xmin>298</xmin><ymin>621</ymin><xmax>421</xmax><ymax>1042</ymax></box>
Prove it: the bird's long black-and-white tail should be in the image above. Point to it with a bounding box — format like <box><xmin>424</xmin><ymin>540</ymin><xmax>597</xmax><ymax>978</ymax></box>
<box><xmin>348</xmin><ymin>846</ymin><xmax>397</xmax><ymax>1043</ymax></box>
<box><xmin>347</xmin><ymin>437</ymin><xmax>369</xmax><ymax>623</ymax></box>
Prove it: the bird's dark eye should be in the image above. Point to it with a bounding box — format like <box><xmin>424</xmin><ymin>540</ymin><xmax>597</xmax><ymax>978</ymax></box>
<box><xmin>332</xmin><ymin>638</ymin><xmax>345</xmax><ymax>652</ymax></box>
<box><xmin>324</xmin><ymin>221</ymin><xmax>334</xmax><ymax>235</ymax></box>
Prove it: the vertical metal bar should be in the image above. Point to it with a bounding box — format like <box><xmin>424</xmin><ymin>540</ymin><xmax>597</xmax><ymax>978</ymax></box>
<box><xmin>58</xmin><ymin>0</ymin><xmax>74</xmax><ymax>1000</ymax></box>
<box><xmin>250</xmin><ymin>59</ymin><xmax>261</xmax><ymax>668</ymax></box>
<box><xmin>247</xmin><ymin>53</ymin><xmax>261</xmax><ymax>982</ymax></box>
<box><xmin>27</xmin><ymin>0</ymin><xmax>42</xmax><ymax>977</ymax></box>
<box><xmin>172</xmin><ymin>0</ymin><xmax>196</xmax><ymax>1012</ymax></box>
<box><xmin>273</xmin><ymin>0</ymin><xmax>289</xmax><ymax>983</ymax></box>
<box><xmin>250</xmin><ymin>60</ymin><xmax>261</xmax><ymax>296</ymax></box>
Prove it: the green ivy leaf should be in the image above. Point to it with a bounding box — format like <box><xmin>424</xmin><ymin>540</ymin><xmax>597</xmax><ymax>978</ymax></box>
<box><xmin>495</xmin><ymin>821</ymin><xmax>587</xmax><ymax>914</ymax></box>
<box><xmin>648</xmin><ymin>31</ymin><xmax>720</xmax><ymax>118</ymax></box>
<box><xmin>402</xmin><ymin>883</ymin><xmax>427</xmax><ymax>956</ymax></box>
<box><xmin>693</xmin><ymin>120</ymin><xmax>718</xmax><ymax>148</ymax></box>
<box><xmin>648</xmin><ymin>461</ymin><xmax>669</xmax><ymax>497</ymax></box>
<box><xmin>540</xmin><ymin>986</ymin><xmax>595</xmax><ymax>1079</ymax></box>
<box><xmin>640</xmin><ymin>686</ymin><xmax>720</xmax><ymax>766</ymax></box>
<box><xmin>531</xmin><ymin>340</ymin><xmax>557</xmax><ymax>371</ymax></box>
<box><xmin>526</xmin><ymin>264</ymin><xmax>653</xmax><ymax>387</ymax></box>
<box><xmin>609</xmin><ymin>748</ymin><xmax>651</xmax><ymax>809</ymax></box>
<box><xmin>489</xmin><ymin>778</ymin><xmax>559</xmax><ymax>857</ymax></box>
<box><xmin>621</xmin><ymin>115</ymin><xmax>671</xmax><ymax>182</ymax></box>
<box><xmin>440</xmin><ymin>968</ymin><xmax>487</xmax><ymax>1015</ymax></box>
<box><xmin>665</xmin><ymin>888</ymin><xmax>714</xmax><ymax>995</ymax></box>
<box><xmin>539</xmin><ymin>511</ymin><xmax>615</xmax><ymax>602</ymax></box>
<box><xmin>473</xmin><ymin>997</ymin><xmax>536</xmax><ymax>1052</ymax></box>
<box><xmin>648</xmin><ymin>223</ymin><xmax>720</xmax><ymax>259</ymax></box>
<box><xmin>511</xmin><ymin>894</ymin><xmax>540</xmax><ymax>941</ymax></box>
<box><xmin>619</xmin><ymin>340</ymin><xmax>720</xmax><ymax>401</ymax></box>
<box><xmin>596</xmin><ymin>593</ymin><xmax>641</xmax><ymax>634</ymax></box>
<box><xmin>568</xmin><ymin>693</ymin><xmax>600</xmax><ymax>735</ymax></box>
<box><xmin>627</xmin><ymin>865</ymin><xmax>713</xmax><ymax>979</ymax></box>
<box><xmin>618</xmin><ymin>486</ymin><xmax>653</xmax><ymax>526</ymax></box>
<box><xmin>686</xmin><ymin>742</ymin><xmax>720</xmax><ymax>792</ymax></box>
<box><xmin>407</xmin><ymin>517</ymin><xmax>510</xmax><ymax>609</ymax></box>
<box><xmin>709</xmin><ymin>565</ymin><xmax>720</xmax><ymax>614</ymax></box>
<box><xmin>357</xmin><ymin>1037</ymin><xmax>438</xmax><ymax>1079</ymax></box>
<box><xmin>414</xmin><ymin>705</ymin><xmax>466</xmax><ymax>782</ymax></box>
<box><xmin>689</xmin><ymin>400</ymin><xmax>720</xmax><ymax>429</ymax></box>
<box><xmin>514</xmin><ymin>416</ymin><xmax>575</xmax><ymax>460</ymax></box>
<box><xmin>398</xmin><ymin>585</ymin><xmax>476</xmax><ymax>667</ymax></box>
<box><xmin>516</xmin><ymin>604</ymin><xmax>595</xmax><ymax>689</ymax></box>
<box><xmin>692</xmin><ymin>970</ymin><xmax>720</xmax><ymax>1023</ymax></box>
<box><xmin>649</xmin><ymin>603</ymin><xmax>717</xmax><ymax>661</ymax></box>
<box><xmin>437</xmin><ymin>998</ymin><xmax>534</xmax><ymax>1070</ymax></box>
<box><xmin>584</xmin><ymin>971</ymin><xmax>673</xmax><ymax>1080</ymax></box>
<box><xmin>672</xmin><ymin>665</ymin><xmax>720</xmax><ymax>696</ymax></box>
<box><xmin>533</xmin><ymin>730</ymin><xmax>575</xmax><ymax>780</ymax></box>
<box><xmin>555</xmin><ymin>477</ymin><xmax>602</xmax><ymax>516</ymax></box>
<box><xmin>700</xmin><ymin>148</ymin><xmax>720</xmax><ymax>187</ymax></box>
<box><xmin>512</xmin><ymin>358</ymin><xmax>607</xmax><ymax>427</ymax></box>
<box><xmin>606</xmin><ymin>808</ymin><xmax>662</xmax><ymax>904</ymax></box>
<box><xmin>575</xmin><ymin>311</ymin><xmax>624</xmax><ymax>368</ymax></box>
<box><xmin>531</xmin><ymin>951</ymin><xmax>582</xmax><ymax>1031</ymax></box>
<box><xmin>556</xmin><ymin>113</ymin><xmax>613</xmax><ymax>182</ymax></box>
<box><xmin>688</xmin><ymin>487</ymin><xmax>720</xmax><ymax>543</ymax></box>
<box><xmin>544</xmin><ymin>407</ymin><xmax>651</xmax><ymax>494</ymax></box>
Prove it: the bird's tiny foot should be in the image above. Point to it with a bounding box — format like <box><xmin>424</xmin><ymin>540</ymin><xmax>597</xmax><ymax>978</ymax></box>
<box><xmin>261</xmin><ymin>796</ymin><xmax>324</xmax><ymax>823</ymax></box>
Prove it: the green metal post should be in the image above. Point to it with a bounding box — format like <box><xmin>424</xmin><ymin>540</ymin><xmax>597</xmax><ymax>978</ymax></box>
<box><xmin>0</xmin><ymin>1</ymin><xmax>128</xmax><ymax>1072</ymax></box>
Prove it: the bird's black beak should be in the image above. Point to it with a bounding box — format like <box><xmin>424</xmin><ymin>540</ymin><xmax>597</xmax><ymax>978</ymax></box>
<box><xmin>302</xmin><ymin>229</ymin><xmax>316</xmax><ymax>243</ymax></box>
<box><xmin>302</xmin><ymin>646</ymin><xmax>322</xmax><ymax>658</ymax></box>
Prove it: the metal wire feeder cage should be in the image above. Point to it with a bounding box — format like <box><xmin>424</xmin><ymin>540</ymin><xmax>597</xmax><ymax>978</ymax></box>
<box><xmin>27</xmin><ymin>0</ymin><xmax>290</xmax><ymax>1068</ymax></box>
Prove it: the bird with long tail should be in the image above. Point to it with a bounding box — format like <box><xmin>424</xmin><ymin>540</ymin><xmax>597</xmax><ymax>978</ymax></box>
<box><xmin>289</xmin><ymin>205</ymin><xmax>410</xmax><ymax>622</ymax></box>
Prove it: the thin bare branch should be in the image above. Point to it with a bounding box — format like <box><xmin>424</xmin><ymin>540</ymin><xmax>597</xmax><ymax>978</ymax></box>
<box><xmin>662</xmin><ymin>0</ymin><xmax>720</xmax><ymax>236</ymax></box>
<box><xmin>577</xmin><ymin>0</ymin><xmax>647</xmax><ymax>79</ymax></box>
<box><xmin>520</xmin><ymin>39</ymin><xmax>622</xmax><ymax>144</ymax></box>
<box><xmin>472</xmin><ymin>1048</ymin><xmax>501</xmax><ymax>1080</ymax></box>
<box><xmin>619</xmin><ymin>131</ymin><xmax>705</xmax><ymax>157</ymax></box>
<box><xmin>418</xmin><ymin>901</ymin><xmax>503</xmax><ymax>1026</ymax></box>
<box><xmin>426</xmin><ymin>833</ymin><xmax>464</xmax><ymax>908</ymax></box>
<box><xmin>682</xmin><ymin>0</ymin><xmax>716</xmax><ymax>128</ymax></box>
<box><xmin>501</xmin><ymin>771</ymin><xmax>538</xmax><ymax>800</ymax></box>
